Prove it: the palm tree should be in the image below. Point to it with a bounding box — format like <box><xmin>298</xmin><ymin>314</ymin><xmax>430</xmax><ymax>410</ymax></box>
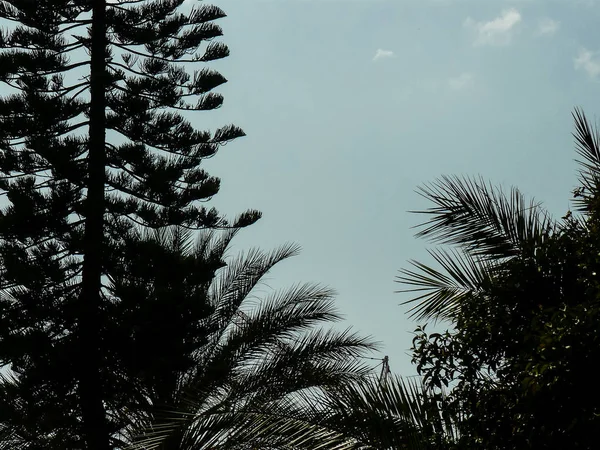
<box><xmin>396</xmin><ymin>173</ymin><xmax>556</xmax><ymax>323</ymax></box>
<box><xmin>100</xmin><ymin>225</ymin><xmax>377</xmax><ymax>449</ymax></box>
<box><xmin>392</xmin><ymin>108</ymin><xmax>600</xmax><ymax>449</ymax></box>
<box><xmin>319</xmin><ymin>373</ymin><xmax>458</xmax><ymax>450</ymax></box>
<box><xmin>396</xmin><ymin>107</ymin><xmax>600</xmax><ymax>324</ymax></box>
<box><xmin>104</xmin><ymin>225</ymin><xmax>457</xmax><ymax>450</ymax></box>
<box><xmin>0</xmin><ymin>229</ymin><xmax>445</xmax><ymax>450</ymax></box>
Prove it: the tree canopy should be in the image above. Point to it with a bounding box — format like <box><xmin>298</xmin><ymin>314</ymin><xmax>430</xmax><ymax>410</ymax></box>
<box><xmin>0</xmin><ymin>1</ymin><xmax>258</xmax><ymax>448</ymax></box>
<box><xmin>397</xmin><ymin>108</ymin><xmax>600</xmax><ymax>450</ymax></box>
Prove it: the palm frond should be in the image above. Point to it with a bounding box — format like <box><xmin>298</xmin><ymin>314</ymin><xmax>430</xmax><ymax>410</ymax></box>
<box><xmin>217</xmin><ymin>403</ymin><xmax>353</xmax><ymax>450</ymax></box>
<box><xmin>194</xmin><ymin>228</ymin><xmax>238</xmax><ymax>263</ymax></box>
<box><xmin>126</xmin><ymin>373</ymin><xmax>361</xmax><ymax>450</ymax></box>
<box><xmin>225</xmin><ymin>328</ymin><xmax>376</xmax><ymax>405</ymax></box>
<box><xmin>238</xmin><ymin>283</ymin><xmax>342</xmax><ymax>335</ymax></box>
<box><xmin>412</xmin><ymin>175</ymin><xmax>554</xmax><ymax>260</ymax></box>
<box><xmin>123</xmin><ymin>229</ymin><xmax>380</xmax><ymax>450</ymax></box>
<box><xmin>572</xmin><ymin>107</ymin><xmax>600</xmax><ymax>212</ymax></box>
<box><xmin>318</xmin><ymin>374</ymin><xmax>450</xmax><ymax>450</ymax></box>
<box><xmin>130</xmin><ymin>375</ymin><xmax>436</xmax><ymax>450</ymax></box>
<box><xmin>186</xmin><ymin>283</ymin><xmax>350</xmax><ymax>408</ymax></box>
<box><xmin>209</xmin><ymin>243</ymin><xmax>302</xmax><ymax>331</ymax></box>
<box><xmin>397</xmin><ymin>248</ymin><xmax>497</xmax><ymax>322</ymax></box>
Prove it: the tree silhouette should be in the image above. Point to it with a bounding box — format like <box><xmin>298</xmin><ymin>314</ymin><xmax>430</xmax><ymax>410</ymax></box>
<box><xmin>111</xmin><ymin>226</ymin><xmax>378</xmax><ymax>450</ymax></box>
<box><xmin>0</xmin><ymin>1</ymin><xmax>258</xmax><ymax>448</ymax></box>
<box><xmin>396</xmin><ymin>108</ymin><xmax>600</xmax><ymax>449</ymax></box>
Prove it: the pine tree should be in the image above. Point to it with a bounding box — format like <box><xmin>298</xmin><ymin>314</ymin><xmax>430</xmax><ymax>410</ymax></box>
<box><xmin>0</xmin><ymin>1</ymin><xmax>259</xmax><ymax>448</ymax></box>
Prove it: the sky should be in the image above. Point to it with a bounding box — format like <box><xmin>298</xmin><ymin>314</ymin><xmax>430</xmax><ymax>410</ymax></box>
<box><xmin>3</xmin><ymin>0</ymin><xmax>598</xmax><ymax>380</ymax></box>
<box><xmin>181</xmin><ymin>0</ymin><xmax>600</xmax><ymax>377</ymax></box>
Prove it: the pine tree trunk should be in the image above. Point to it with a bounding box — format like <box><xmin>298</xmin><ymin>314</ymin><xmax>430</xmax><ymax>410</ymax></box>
<box><xmin>78</xmin><ymin>0</ymin><xmax>110</xmax><ymax>448</ymax></box>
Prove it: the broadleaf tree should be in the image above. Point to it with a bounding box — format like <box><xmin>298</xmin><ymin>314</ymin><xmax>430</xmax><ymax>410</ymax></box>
<box><xmin>396</xmin><ymin>108</ymin><xmax>600</xmax><ymax>449</ymax></box>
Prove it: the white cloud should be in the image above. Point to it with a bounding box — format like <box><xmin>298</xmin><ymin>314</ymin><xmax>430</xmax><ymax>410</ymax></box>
<box><xmin>448</xmin><ymin>72</ymin><xmax>474</xmax><ymax>90</ymax></box>
<box><xmin>575</xmin><ymin>48</ymin><xmax>600</xmax><ymax>79</ymax></box>
<box><xmin>464</xmin><ymin>8</ymin><xmax>522</xmax><ymax>46</ymax></box>
<box><xmin>373</xmin><ymin>49</ymin><xmax>395</xmax><ymax>62</ymax></box>
<box><xmin>536</xmin><ymin>18</ymin><xmax>560</xmax><ymax>36</ymax></box>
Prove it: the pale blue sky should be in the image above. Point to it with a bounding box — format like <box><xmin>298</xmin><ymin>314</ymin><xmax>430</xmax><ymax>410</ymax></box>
<box><xmin>3</xmin><ymin>1</ymin><xmax>597</xmax><ymax>378</ymax></box>
<box><xmin>189</xmin><ymin>0</ymin><xmax>600</xmax><ymax>376</ymax></box>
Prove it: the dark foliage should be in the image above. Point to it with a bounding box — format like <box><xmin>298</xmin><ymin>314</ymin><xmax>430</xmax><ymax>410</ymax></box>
<box><xmin>0</xmin><ymin>1</ymin><xmax>259</xmax><ymax>448</ymax></box>
<box><xmin>397</xmin><ymin>108</ymin><xmax>600</xmax><ymax>450</ymax></box>
<box><xmin>117</xmin><ymin>227</ymin><xmax>380</xmax><ymax>450</ymax></box>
